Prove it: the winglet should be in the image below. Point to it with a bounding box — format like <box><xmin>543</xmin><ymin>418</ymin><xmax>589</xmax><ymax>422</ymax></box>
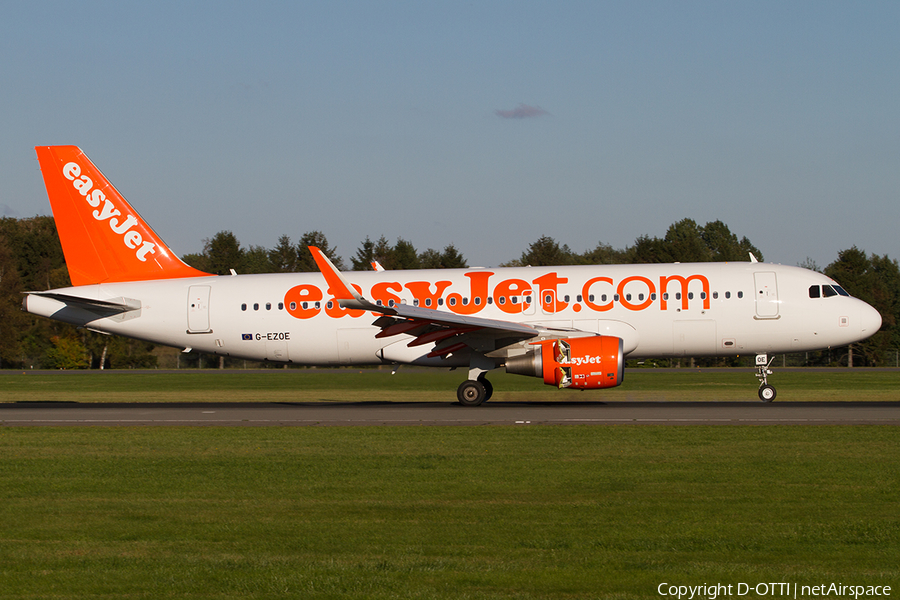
<box><xmin>34</xmin><ymin>146</ymin><xmax>209</xmax><ymax>286</ymax></box>
<box><xmin>308</xmin><ymin>246</ymin><xmax>378</xmax><ymax>311</ymax></box>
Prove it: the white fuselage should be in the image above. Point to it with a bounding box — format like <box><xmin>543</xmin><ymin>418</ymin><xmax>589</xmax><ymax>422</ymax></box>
<box><xmin>25</xmin><ymin>261</ymin><xmax>882</xmax><ymax>367</ymax></box>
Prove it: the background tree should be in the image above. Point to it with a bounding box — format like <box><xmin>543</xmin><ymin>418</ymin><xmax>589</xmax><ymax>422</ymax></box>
<box><xmin>663</xmin><ymin>218</ymin><xmax>710</xmax><ymax>262</ymax></box>
<box><xmin>372</xmin><ymin>236</ymin><xmax>395</xmax><ymax>269</ymax></box>
<box><xmin>268</xmin><ymin>234</ymin><xmax>298</xmax><ymax>272</ymax></box>
<box><xmin>505</xmin><ymin>235</ymin><xmax>578</xmax><ymax>267</ymax></box>
<box><xmin>420</xmin><ymin>244</ymin><xmax>468</xmax><ymax>269</ymax></box>
<box><xmin>351</xmin><ymin>237</ymin><xmax>376</xmax><ymax>270</ymax></box>
<box><xmin>392</xmin><ymin>238</ymin><xmax>420</xmax><ymax>270</ymax></box>
<box><xmin>438</xmin><ymin>244</ymin><xmax>468</xmax><ymax>269</ymax></box>
<box><xmin>241</xmin><ymin>245</ymin><xmax>273</xmax><ymax>274</ymax></box>
<box><xmin>43</xmin><ymin>335</ymin><xmax>89</xmax><ymax>369</ymax></box>
<box><xmin>701</xmin><ymin>220</ymin><xmax>763</xmax><ymax>262</ymax></box>
<box><xmin>205</xmin><ymin>231</ymin><xmax>244</xmax><ymax>275</ymax></box>
<box><xmin>295</xmin><ymin>231</ymin><xmax>345</xmax><ymax>271</ymax></box>
<box><xmin>824</xmin><ymin>247</ymin><xmax>899</xmax><ymax>366</ymax></box>
<box><xmin>627</xmin><ymin>234</ymin><xmax>670</xmax><ymax>264</ymax></box>
<box><xmin>581</xmin><ymin>242</ymin><xmax>630</xmax><ymax>265</ymax></box>
<box><xmin>0</xmin><ymin>238</ymin><xmax>26</xmax><ymax>365</ymax></box>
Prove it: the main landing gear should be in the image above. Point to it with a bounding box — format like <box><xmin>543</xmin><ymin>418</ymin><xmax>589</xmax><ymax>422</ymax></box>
<box><xmin>457</xmin><ymin>355</ymin><xmax>495</xmax><ymax>407</ymax></box>
<box><xmin>457</xmin><ymin>375</ymin><xmax>494</xmax><ymax>407</ymax></box>
<box><xmin>755</xmin><ymin>354</ymin><xmax>776</xmax><ymax>402</ymax></box>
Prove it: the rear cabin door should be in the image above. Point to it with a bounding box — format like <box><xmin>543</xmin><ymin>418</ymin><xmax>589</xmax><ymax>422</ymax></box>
<box><xmin>187</xmin><ymin>285</ymin><xmax>212</xmax><ymax>333</ymax></box>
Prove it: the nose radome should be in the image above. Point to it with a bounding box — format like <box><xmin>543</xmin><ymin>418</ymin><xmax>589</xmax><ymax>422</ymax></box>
<box><xmin>859</xmin><ymin>302</ymin><xmax>882</xmax><ymax>337</ymax></box>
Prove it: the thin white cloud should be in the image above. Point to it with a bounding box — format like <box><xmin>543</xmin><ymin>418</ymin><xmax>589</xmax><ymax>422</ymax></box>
<box><xmin>495</xmin><ymin>104</ymin><xmax>549</xmax><ymax>119</ymax></box>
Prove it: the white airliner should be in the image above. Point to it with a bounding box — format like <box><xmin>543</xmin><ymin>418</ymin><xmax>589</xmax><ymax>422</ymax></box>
<box><xmin>24</xmin><ymin>146</ymin><xmax>881</xmax><ymax>405</ymax></box>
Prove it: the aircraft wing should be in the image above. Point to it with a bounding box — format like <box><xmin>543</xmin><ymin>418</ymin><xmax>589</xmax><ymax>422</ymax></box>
<box><xmin>309</xmin><ymin>246</ymin><xmax>541</xmax><ymax>358</ymax></box>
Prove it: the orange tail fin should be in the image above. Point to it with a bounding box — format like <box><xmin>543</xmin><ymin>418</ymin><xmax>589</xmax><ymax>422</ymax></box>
<box><xmin>35</xmin><ymin>146</ymin><xmax>209</xmax><ymax>286</ymax></box>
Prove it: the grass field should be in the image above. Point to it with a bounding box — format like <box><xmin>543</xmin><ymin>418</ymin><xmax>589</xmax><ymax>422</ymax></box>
<box><xmin>1</xmin><ymin>367</ymin><xmax>899</xmax><ymax>403</ymax></box>
<box><xmin>1</xmin><ymin>371</ymin><xmax>898</xmax><ymax>599</ymax></box>
<box><xmin>0</xmin><ymin>427</ymin><xmax>898</xmax><ymax>599</ymax></box>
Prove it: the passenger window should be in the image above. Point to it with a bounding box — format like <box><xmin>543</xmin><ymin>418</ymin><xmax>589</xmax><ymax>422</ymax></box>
<box><xmin>688</xmin><ymin>292</ymin><xmax>694</xmax><ymax>300</ymax></box>
<box><xmin>712</xmin><ymin>292</ymin><xmax>718</xmax><ymax>300</ymax></box>
<box><xmin>278</xmin><ymin>303</ymin><xmax>284</xmax><ymax>310</ymax></box>
<box><xmin>725</xmin><ymin>292</ymin><xmax>731</xmax><ymax>299</ymax></box>
<box><xmin>737</xmin><ymin>291</ymin><xmax>743</xmax><ymax>299</ymax></box>
<box><xmin>266</xmin><ymin>303</ymin><xmax>271</xmax><ymax>310</ymax></box>
<box><xmin>474</xmin><ymin>297</ymin><xmax>482</xmax><ymax>305</ymax></box>
<box><xmin>241</xmin><ymin>303</ymin><xmax>247</xmax><ymax>311</ymax></box>
<box><xmin>425</xmin><ymin>298</ymin><xmax>432</xmax><ymax>307</ymax></box>
<box><xmin>290</xmin><ymin>302</ymin><xmax>296</xmax><ymax>310</ymax></box>
<box><xmin>448</xmin><ymin>298</ymin><xmax>456</xmax><ymax>306</ymax></box>
<box><xmin>253</xmin><ymin>303</ymin><xmax>259</xmax><ymax>311</ymax></box>
<box><xmin>809</xmin><ymin>285</ymin><xmax>821</xmax><ymax>299</ymax></box>
<box><xmin>498</xmin><ymin>297</ymin><xmax>506</xmax><ymax>305</ymax></box>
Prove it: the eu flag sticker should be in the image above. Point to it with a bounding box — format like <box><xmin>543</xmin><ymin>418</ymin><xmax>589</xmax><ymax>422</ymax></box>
<box><xmin>242</xmin><ymin>333</ymin><xmax>253</xmax><ymax>341</ymax></box>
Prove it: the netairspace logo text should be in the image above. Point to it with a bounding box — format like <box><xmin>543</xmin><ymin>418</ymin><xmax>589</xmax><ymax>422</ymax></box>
<box><xmin>658</xmin><ymin>582</ymin><xmax>892</xmax><ymax>600</ymax></box>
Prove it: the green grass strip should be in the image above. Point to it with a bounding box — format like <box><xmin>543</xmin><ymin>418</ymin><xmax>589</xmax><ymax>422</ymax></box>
<box><xmin>0</xmin><ymin>426</ymin><xmax>898</xmax><ymax>599</ymax></box>
<box><xmin>1</xmin><ymin>368</ymin><xmax>899</xmax><ymax>403</ymax></box>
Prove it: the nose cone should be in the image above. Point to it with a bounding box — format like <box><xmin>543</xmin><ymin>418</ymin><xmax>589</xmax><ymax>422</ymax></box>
<box><xmin>859</xmin><ymin>302</ymin><xmax>882</xmax><ymax>339</ymax></box>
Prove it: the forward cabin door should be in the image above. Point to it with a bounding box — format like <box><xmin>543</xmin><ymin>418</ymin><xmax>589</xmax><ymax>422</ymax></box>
<box><xmin>753</xmin><ymin>272</ymin><xmax>779</xmax><ymax>318</ymax></box>
<box><xmin>187</xmin><ymin>285</ymin><xmax>212</xmax><ymax>333</ymax></box>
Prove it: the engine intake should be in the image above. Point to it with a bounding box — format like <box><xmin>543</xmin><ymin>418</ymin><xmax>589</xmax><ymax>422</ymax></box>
<box><xmin>505</xmin><ymin>336</ymin><xmax>624</xmax><ymax>389</ymax></box>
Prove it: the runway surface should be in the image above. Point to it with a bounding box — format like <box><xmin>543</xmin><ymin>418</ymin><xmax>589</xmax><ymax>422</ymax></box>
<box><xmin>2</xmin><ymin>401</ymin><xmax>900</xmax><ymax>426</ymax></box>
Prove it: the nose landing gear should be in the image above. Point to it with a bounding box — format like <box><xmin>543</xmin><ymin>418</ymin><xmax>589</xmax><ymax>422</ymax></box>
<box><xmin>755</xmin><ymin>354</ymin><xmax>776</xmax><ymax>402</ymax></box>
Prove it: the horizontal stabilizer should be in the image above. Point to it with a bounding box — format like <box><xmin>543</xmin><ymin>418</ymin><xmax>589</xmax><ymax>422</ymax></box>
<box><xmin>23</xmin><ymin>291</ymin><xmax>142</xmax><ymax>325</ymax></box>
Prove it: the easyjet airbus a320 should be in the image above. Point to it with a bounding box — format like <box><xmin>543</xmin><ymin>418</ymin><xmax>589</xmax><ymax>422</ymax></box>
<box><xmin>24</xmin><ymin>146</ymin><xmax>881</xmax><ymax>405</ymax></box>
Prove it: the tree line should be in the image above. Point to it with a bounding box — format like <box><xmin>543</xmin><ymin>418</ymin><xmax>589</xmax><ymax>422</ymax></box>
<box><xmin>1</xmin><ymin>215</ymin><xmax>896</xmax><ymax>369</ymax></box>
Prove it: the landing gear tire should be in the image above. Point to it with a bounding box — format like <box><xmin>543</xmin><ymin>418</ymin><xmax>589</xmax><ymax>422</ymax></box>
<box><xmin>457</xmin><ymin>380</ymin><xmax>487</xmax><ymax>407</ymax></box>
<box><xmin>758</xmin><ymin>384</ymin><xmax>777</xmax><ymax>403</ymax></box>
<box><xmin>478</xmin><ymin>375</ymin><xmax>493</xmax><ymax>401</ymax></box>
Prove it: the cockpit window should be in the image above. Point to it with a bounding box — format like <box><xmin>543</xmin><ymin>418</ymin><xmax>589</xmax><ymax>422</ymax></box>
<box><xmin>810</xmin><ymin>284</ymin><xmax>852</xmax><ymax>299</ymax></box>
<box><xmin>833</xmin><ymin>285</ymin><xmax>850</xmax><ymax>297</ymax></box>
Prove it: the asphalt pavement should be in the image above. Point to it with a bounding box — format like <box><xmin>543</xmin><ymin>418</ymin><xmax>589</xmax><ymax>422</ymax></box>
<box><xmin>2</xmin><ymin>400</ymin><xmax>899</xmax><ymax>426</ymax></box>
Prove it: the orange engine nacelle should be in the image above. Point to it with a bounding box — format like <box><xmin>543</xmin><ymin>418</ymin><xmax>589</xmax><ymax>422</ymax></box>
<box><xmin>505</xmin><ymin>336</ymin><xmax>624</xmax><ymax>389</ymax></box>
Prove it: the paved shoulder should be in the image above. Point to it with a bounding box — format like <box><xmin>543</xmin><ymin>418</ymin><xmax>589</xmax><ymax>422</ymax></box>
<box><xmin>2</xmin><ymin>401</ymin><xmax>899</xmax><ymax>426</ymax></box>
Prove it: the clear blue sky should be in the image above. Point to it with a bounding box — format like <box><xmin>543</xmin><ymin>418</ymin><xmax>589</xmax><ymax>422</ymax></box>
<box><xmin>2</xmin><ymin>1</ymin><xmax>898</xmax><ymax>269</ymax></box>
